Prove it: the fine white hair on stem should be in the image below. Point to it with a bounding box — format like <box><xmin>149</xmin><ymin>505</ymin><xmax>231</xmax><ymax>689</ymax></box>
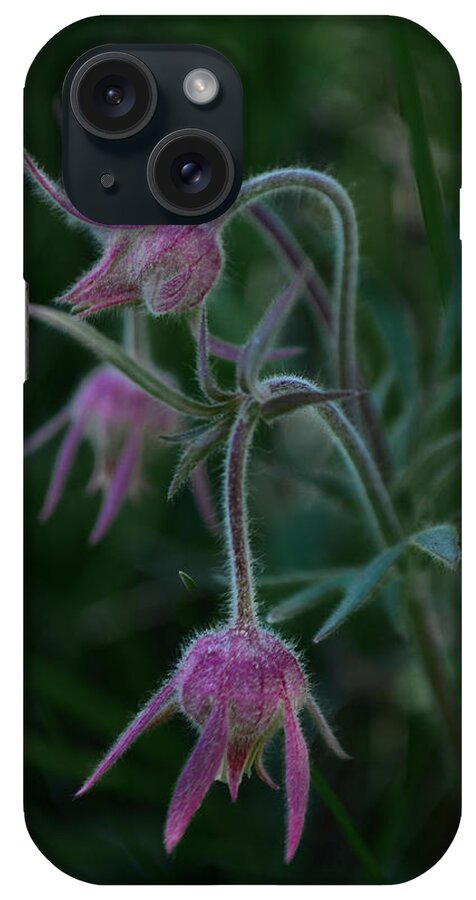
<box><xmin>223</xmin><ymin>400</ymin><xmax>260</xmax><ymax>628</ymax></box>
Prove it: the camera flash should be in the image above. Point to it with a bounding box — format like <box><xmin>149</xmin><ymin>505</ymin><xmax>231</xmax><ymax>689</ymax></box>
<box><xmin>183</xmin><ymin>69</ymin><xmax>219</xmax><ymax>105</ymax></box>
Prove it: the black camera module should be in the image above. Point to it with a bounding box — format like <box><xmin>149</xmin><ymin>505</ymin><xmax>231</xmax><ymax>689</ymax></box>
<box><xmin>147</xmin><ymin>129</ymin><xmax>234</xmax><ymax>216</ymax></box>
<box><xmin>63</xmin><ymin>45</ymin><xmax>242</xmax><ymax>223</ymax></box>
<box><xmin>70</xmin><ymin>51</ymin><xmax>158</xmax><ymax>139</ymax></box>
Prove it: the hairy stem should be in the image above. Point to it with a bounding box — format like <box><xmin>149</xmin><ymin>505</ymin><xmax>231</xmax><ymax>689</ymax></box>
<box><xmin>224</xmin><ymin>401</ymin><xmax>260</xmax><ymax>628</ymax></box>
<box><xmin>29</xmin><ymin>303</ymin><xmax>226</xmax><ymax>419</ymax></box>
<box><xmin>226</xmin><ymin>168</ymin><xmax>359</xmax><ymax>392</ymax></box>
<box><xmin>321</xmin><ymin>411</ymin><xmax>459</xmax><ymax>760</ymax></box>
<box><xmin>246</xmin><ymin>201</ymin><xmax>393</xmax><ymax>477</ymax></box>
<box><xmin>261</xmin><ymin>376</ymin><xmax>458</xmax><ymax>750</ymax></box>
<box><xmin>247</xmin><ymin>201</ymin><xmax>334</xmax><ymax>332</ymax></box>
<box><xmin>196</xmin><ymin>305</ymin><xmax>231</xmax><ymax>401</ymax></box>
<box><xmin>319</xmin><ymin>402</ymin><xmax>401</xmax><ymax>546</ymax></box>
<box><xmin>263</xmin><ymin>376</ymin><xmax>400</xmax><ymax>545</ymax></box>
<box><xmin>123</xmin><ymin>307</ymin><xmax>150</xmax><ymax>363</ymax></box>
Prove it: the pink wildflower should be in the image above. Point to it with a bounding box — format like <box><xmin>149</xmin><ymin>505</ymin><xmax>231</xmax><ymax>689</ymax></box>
<box><xmin>25</xmin><ymin>365</ymin><xmax>179</xmax><ymax>543</ymax></box>
<box><xmin>73</xmin><ymin>394</ymin><xmax>348</xmax><ymax>862</ymax></box>
<box><xmin>75</xmin><ymin>622</ymin><xmax>347</xmax><ymax>862</ymax></box>
<box><xmin>24</xmin><ymin>153</ymin><xmax>224</xmax><ymax>317</ymax></box>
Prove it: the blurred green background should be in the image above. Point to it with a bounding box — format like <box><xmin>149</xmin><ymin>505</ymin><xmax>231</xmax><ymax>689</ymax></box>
<box><xmin>24</xmin><ymin>16</ymin><xmax>461</xmax><ymax>885</ymax></box>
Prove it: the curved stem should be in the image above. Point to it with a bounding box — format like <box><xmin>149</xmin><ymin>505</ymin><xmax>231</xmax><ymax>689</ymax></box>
<box><xmin>225</xmin><ymin>168</ymin><xmax>359</xmax><ymax>392</ymax></box>
<box><xmin>262</xmin><ymin>375</ymin><xmax>400</xmax><ymax>546</ymax></box>
<box><xmin>247</xmin><ymin>202</ymin><xmax>393</xmax><ymax>479</ymax></box>
<box><xmin>196</xmin><ymin>305</ymin><xmax>232</xmax><ymax>401</ymax></box>
<box><xmin>261</xmin><ymin>375</ymin><xmax>458</xmax><ymax>759</ymax></box>
<box><xmin>320</xmin><ymin>402</ymin><xmax>459</xmax><ymax>762</ymax></box>
<box><xmin>319</xmin><ymin>402</ymin><xmax>401</xmax><ymax>546</ymax></box>
<box><xmin>224</xmin><ymin>401</ymin><xmax>260</xmax><ymax>629</ymax></box>
<box><xmin>247</xmin><ymin>202</ymin><xmax>334</xmax><ymax>332</ymax></box>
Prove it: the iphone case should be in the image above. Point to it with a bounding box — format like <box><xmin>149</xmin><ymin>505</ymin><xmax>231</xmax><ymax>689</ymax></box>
<box><xmin>24</xmin><ymin>16</ymin><xmax>461</xmax><ymax>885</ymax></box>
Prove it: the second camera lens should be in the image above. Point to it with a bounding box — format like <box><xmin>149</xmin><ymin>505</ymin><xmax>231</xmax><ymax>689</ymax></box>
<box><xmin>147</xmin><ymin>129</ymin><xmax>234</xmax><ymax>216</ymax></box>
<box><xmin>180</xmin><ymin>162</ymin><xmax>202</xmax><ymax>185</ymax></box>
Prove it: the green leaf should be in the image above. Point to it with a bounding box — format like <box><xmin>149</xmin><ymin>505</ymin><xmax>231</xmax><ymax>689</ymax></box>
<box><xmin>411</xmin><ymin>524</ymin><xmax>460</xmax><ymax>568</ymax></box>
<box><xmin>267</xmin><ymin>571</ymin><xmax>356</xmax><ymax>623</ymax></box>
<box><xmin>363</xmin><ymin>274</ymin><xmax>419</xmax><ymax>400</ymax></box>
<box><xmin>313</xmin><ymin>523</ymin><xmax>460</xmax><ymax>643</ymax></box>
<box><xmin>388</xmin><ymin>18</ymin><xmax>453</xmax><ymax>306</ymax></box>
<box><xmin>178</xmin><ymin>570</ymin><xmax>197</xmax><ymax>592</ymax></box>
<box><xmin>29</xmin><ymin>303</ymin><xmax>221</xmax><ymax>418</ymax></box>
<box><xmin>314</xmin><ymin>544</ymin><xmax>403</xmax><ymax>643</ymax></box>
<box><xmin>168</xmin><ymin>419</ymin><xmax>230</xmax><ymax>499</ymax></box>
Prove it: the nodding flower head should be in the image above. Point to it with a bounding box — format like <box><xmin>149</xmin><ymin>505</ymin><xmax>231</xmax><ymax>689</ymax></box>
<box><xmin>25</xmin><ymin>365</ymin><xmax>179</xmax><ymax>544</ymax></box>
<box><xmin>74</xmin><ymin>622</ymin><xmax>348</xmax><ymax>862</ymax></box>
<box><xmin>24</xmin><ymin>154</ymin><xmax>224</xmax><ymax>317</ymax></box>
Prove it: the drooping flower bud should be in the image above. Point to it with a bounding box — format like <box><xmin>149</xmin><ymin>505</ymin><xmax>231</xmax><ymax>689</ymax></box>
<box><xmin>75</xmin><ymin>621</ymin><xmax>347</xmax><ymax>862</ymax></box>
<box><xmin>25</xmin><ymin>365</ymin><xmax>179</xmax><ymax>543</ymax></box>
<box><xmin>24</xmin><ymin>154</ymin><xmax>224</xmax><ymax>317</ymax></box>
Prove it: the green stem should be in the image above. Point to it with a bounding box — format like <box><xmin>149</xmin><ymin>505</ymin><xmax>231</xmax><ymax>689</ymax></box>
<box><xmin>310</xmin><ymin>760</ymin><xmax>387</xmax><ymax>884</ymax></box>
<box><xmin>226</xmin><ymin>168</ymin><xmax>359</xmax><ymax>392</ymax></box>
<box><xmin>409</xmin><ymin>570</ymin><xmax>461</xmax><ymax>757</ymax></box>
<box><xmin>264</xmin><ymin>375</ymin><xmax>458</xmax><ymax>758</ymax></box>
<box><xmin>247</xmin><ymin>201</ymin><xmax>394</xmax><ymax>480</ymax></box>
<box><xmin>319</xmin><ymin>402</ymin><xmax>401</xmax><ymax>546</ymax></box>
<box><xmin>247</xmin><ymin>201</ymin><xmax>334</xmax><ymax>332</ymax></box>
<box><xmin>323</xmin><ymin>402</ymin><xmax>459</xmax><ymax>757</ymax></box>
<box><xmin>29</xmin><ymin>303</ymin><xmax>226</xmax><ymax>419</ymax></box>
<box><xmin>123</xmin><ymin>307</ymin><xmax>150</xmax><ymax>363</ymax></box>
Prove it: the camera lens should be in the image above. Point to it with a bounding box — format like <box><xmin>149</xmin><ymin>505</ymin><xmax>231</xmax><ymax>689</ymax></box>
<box><xmin>180</xmin><ymin>162</ymin><xmax>202</xmax><ymax>186</ymax></box>
<box><xmin>70</xmin><ymin>52</ymin><xmax>158</xmax><ymax>139</ymax></box>
<box><xmin>172</xmin><ymin>154</ymin><xmax>212</xmax><ymax>195</ymax></box>
<box><xmin>104</xmin><ymin>86</ymin><xmax>124</xmax><ymax>106</ymax></box>
<box><xmin>147</xmin><ymin>129</ymin><xmax>234</xmax><ymax>216</ymax></box>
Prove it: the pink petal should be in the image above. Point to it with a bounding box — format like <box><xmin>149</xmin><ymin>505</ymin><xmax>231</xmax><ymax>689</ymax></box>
<box><xmin>75</xmin><ymin>677</ymin><xmax>177</xmax><ymax>798</ymax></box>
<box><xmin>75</xmin><ymin>291</ymin><xmax>137</xmax><ymax>318</ymax></box>
<box><xmin>58</xmin><ymin>241</ymin><xmax>129</xmax><ymax>305</ymax></box>
<box><xmin>39</xmin><ymin>418</ymin><xmax>84</xmax><ymax>520</ymax></box>
<box><xmin>284</xmin><ymin>697</ymin><xmax>310</xmax><ymax>863</ymax></box>
<box><xmin>227</xmin><ymin>737</ymin><xmax>253</xmax><ymax>802</ymax></box>
<box><xmin>165</xmin><ymin>701</ymin><xmax>227</xmax><ymax>853</ymax></box>
<box><xmin>89</xmin><ymin>430</ymin><xmax>141</xmax><ymax>544</ymax></box>
<box><xmin>24</xmin><ymin>406</ymin><xmax>69</xmax><ymax>456</ymax></box>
